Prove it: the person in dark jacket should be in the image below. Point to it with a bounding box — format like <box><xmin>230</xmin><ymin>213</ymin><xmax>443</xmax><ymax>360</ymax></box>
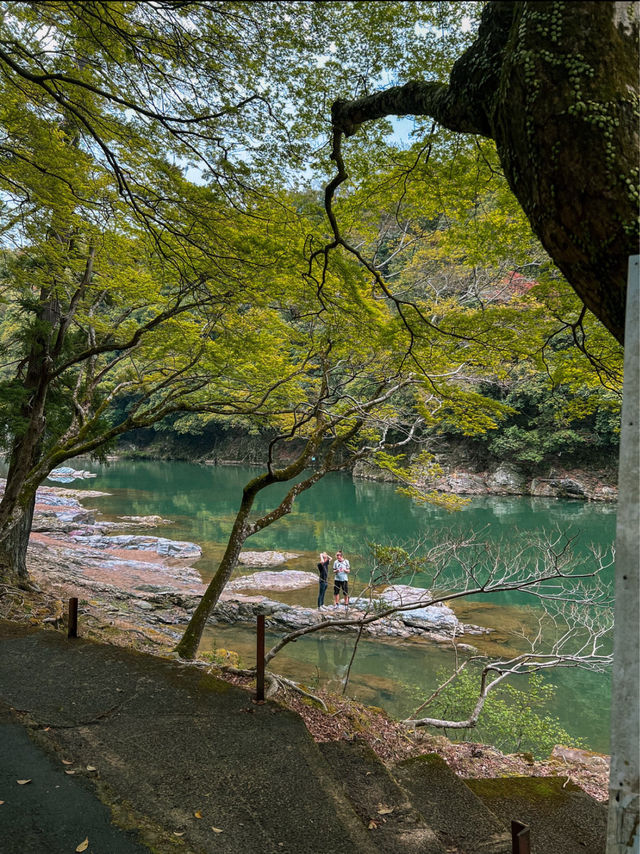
<box><xmin>317</xmin><ymin>551</ymin><xmax>331</xmax><ymax>608</ymax></box>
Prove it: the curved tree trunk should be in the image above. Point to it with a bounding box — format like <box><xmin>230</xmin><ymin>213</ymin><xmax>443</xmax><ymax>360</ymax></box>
<box><xmin>332</xmin><ymin>1</ymin><xmax>639</xmax><ymax>344</ymax></box>
<box><xmin>174</xmin><ymin>509</ymin><xmax>251</xmax><ymax>660</ymax></box>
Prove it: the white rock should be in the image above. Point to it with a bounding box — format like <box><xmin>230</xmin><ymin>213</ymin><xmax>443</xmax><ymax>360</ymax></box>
<box><xmin>227</xmin><ymin>570</ymin><xmax>318</xmax><ymax>591</ymax></box>
<box><xmin>237</xmin><ymin>550</ymin><xmax>300</xmax><ymax>567</ymax></box>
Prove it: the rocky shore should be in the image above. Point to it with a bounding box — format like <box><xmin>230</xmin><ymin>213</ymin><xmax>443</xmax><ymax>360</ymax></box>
<box><xmin>18</xmin><ymin>480</ymin><xmax>485</xmax><ymax>651</ymax></box>
<box><xmin>119</xmin><ymin>432</ymin><xmax>618</xmax><ymax>502</ymax></box>
<box><xmin>353</xmin><ymin>459</ymin><xmax>618</xmax><ymax>502</ymax></box>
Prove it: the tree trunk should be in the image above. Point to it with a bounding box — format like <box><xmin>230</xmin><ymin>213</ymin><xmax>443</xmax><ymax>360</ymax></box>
<box><xmin>0</xmin><ymin>282</ymin><xmax>60</xmax><ymax>584</ymax></box>
<box><xmin>492</xmin><ymin>1</ymin><xmax>638</xmax><ymax>347</ymax></box>
<box><xmin>332</xmin><ymin>1</ymin><xmax>639</xmax><ymax>344</ymax></box>
<box><xmin>0</xmin><ymin>418</ymin><xmax>46</xmax><ymax>586</ymax></box>
<box><xmin>0</xmin><ymin>493</ymin><xmax>36</xmax><ymax>587</ymax></box>
<box><xmin>175</xmin><ymin>504</ymin><xmax>253</xmax><ymax>659</ymax></box>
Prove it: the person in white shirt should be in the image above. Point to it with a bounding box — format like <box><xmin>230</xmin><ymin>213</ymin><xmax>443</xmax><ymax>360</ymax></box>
<box><xmin>333</xmin><ymin>550</ymin><xmax>350</xmax><ymax>607</ymax></box>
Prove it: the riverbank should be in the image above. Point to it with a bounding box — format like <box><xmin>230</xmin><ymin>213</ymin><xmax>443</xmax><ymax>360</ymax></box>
<box><xmin>0</xmin><ymin>567</ymin><xmax>610</xmax><ymax>806</ymax></box>
<box><xmin>0</xmin><ymin>478</ymin><xmax>610</xmax><ymax>804</ymax></box>
<box><xmin>21</xmin><ymin>481</ymin><xmax>487</xmax><ymax>650</ymax></box>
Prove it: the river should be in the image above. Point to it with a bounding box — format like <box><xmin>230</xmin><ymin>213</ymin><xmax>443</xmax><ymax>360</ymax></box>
<box><xmin>64</xmin><ymin>459</ymin><xmax>616</xmax><ymax>753</ymax></box>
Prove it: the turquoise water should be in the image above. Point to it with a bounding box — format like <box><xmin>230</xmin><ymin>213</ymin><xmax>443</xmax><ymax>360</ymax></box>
<box><xmin>66</xmin><ymin>459</ymin><xmax>616</xmax><ymax>752</ymax></box>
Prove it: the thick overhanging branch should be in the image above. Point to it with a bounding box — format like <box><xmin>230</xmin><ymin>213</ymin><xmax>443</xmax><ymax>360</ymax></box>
<box><xmin>327</xmin><ymin>1</ymin><xmax>637</xmax><ymax>345</ymax></box>
<box><xmin>330</xmin><ymin>1</ymin><xmax>515</xmax><ymax>142</ymax></box>
<box><xmin>331</xmin><ymin>79</ymin><xmax>490</xmax><ymax>141</ymax></box>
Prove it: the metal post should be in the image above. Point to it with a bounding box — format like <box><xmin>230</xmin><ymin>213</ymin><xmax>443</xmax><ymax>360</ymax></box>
<box><xmin>255</xmin><ymin>614</ymin><xmax>265</xmax><ymax>703</ymax></box>
<box><xmin>607</xmin><ymin>255</ymin><xmax>640</xmax><ymax>853</ymax></box>
<box><xmin>511</xmin><ymin>820</ymin><xmax>530</xmax><ymax>854</ymax></box>
<box><xmin>67</xmin><ymin>597</ymin><xmax>78</xmax><ymax>639</ymax></box>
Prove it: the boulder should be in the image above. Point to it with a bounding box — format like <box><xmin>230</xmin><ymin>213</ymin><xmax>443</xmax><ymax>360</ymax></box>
<box><xmin>486</xmin><ymin>463</ymin><xmax>527</xmax><ymax>494</ymax></box>
<box><xmin>378</xmin><ymin>584</ymin><xmax>460</xmax><ymax>633</ymax></box>
<box><xmin>34</xmin><ymin>494</ymin><xmax>83</xmax><ymax>508</ymax></box>
<box><xmin>530</xmin><ymin>477</ymin><xmax>586</xmax><ymax>499</ymax></box>
<box><xmin>209</xmin><ymin>592</ymin><xmax>469</xmax><ymax>643</ymax></box>
<box><xmin>47</xmin><ymin>466</ymin><xmax>97</xmax><ymax>482</ymax></box>
<box><xmin>32</xmin><ymin>508</ymin><xmax>96</xmax><ymax>532</ymax></box>
<box><xmin>379</xmin><ymin>584</ymin><xmax>434</xmax><ymax>606</ymax></box>
<box><xmin>227</xmin><ymin>570</ymin><xmax>318</xmax><ymax>591</ymax></box>
<box><xmin>439</xmin><ymin>471</ymin><xmax>487</xmax><ymax>495</ymax></box>
<box><xmin>237</xmin><ymin>550</ymin><xmax>300</xmax><ymax>567</ymax></box>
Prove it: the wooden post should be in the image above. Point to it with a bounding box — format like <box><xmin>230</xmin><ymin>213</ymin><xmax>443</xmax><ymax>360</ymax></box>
<box><xmin>511</xmin><ymin>821</ymin><xmax>530</xmax><ymax>854</ymax></box>
<box><xmin>255</xmin><ymin>614</ymin><xmax>265</xmax><ymax>703</ymax></box>
<box><xmin>606</xmin><ymin>255</ymin><xmax>639</xmax><ymax>853</ymax></box>
<box><xmin>67</xmin><ymin>597</ymin><xmax>78</xmax><ymax>639</ymax></box>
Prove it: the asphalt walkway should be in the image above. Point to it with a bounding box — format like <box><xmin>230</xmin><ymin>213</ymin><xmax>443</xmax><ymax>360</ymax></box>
<box><xmin>0</xmin><ymin>621</ymin><xmax>371</xmax><ymax>854</ymax></box>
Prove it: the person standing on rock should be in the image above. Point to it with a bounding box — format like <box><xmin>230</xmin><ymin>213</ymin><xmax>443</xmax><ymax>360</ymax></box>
<box><xmin>317</xmin><ymin>551</ymin><xmax>331</xmax><ymax>608</ymax></box>
<box><xmin>333</xmin><ymin>550</ymin><xmax>350</xmax><ymax>607</ymax></box>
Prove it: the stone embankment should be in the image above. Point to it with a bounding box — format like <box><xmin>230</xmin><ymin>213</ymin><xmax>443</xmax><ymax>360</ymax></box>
<box><xmin>19</xmin><ymin>481</ymin><xmax>485</xmax><ymax>650</ymax></box>
<box><xmin>353</xmin><ymin>459</ymin><xmax>618</xmax><ymax>502</ymax></box>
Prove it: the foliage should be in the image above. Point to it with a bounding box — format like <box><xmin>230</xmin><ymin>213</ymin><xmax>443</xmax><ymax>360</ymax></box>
<box><xmin>200</xmin><ymin>647</ymin><xmax>242</xmax><ymax>670</ymax></box>
<box><xmin>482</xmin><ymin>369</ymin><xmax>620</xmax><ymax>466</ymax></box>
<box><xmin>375</xmin><ymin>450</ymin><xmax>470</xmax><ymax>509</ymax></box>
<box><xmin>415</xmin><ymin>668</ymin><xmax>585</xmax><ymax>758</ymax></box>
<box><xmin>321</xmin><ymin>126</ymin><xmax>622</xmax><ymax>471</ymax></box>
<box><xmin>0</xmin><ymin>0</ymin><xmax>623</xmax><ymax>591</ymax></box>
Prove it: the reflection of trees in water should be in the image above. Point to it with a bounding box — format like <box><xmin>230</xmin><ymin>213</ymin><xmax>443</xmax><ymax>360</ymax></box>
<box><xmin>200</xmin><ymin>624</ymin><xmax>609</xmax><ymax>749</ymax></box>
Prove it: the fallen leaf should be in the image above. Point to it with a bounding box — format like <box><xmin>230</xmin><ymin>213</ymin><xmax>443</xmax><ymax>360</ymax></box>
<box><xmin>16</xmin><ymin>779</ymin><xmax>31</xmax><ymax>785</ymax></box>
<box><xmin>211</xmin><ymin>827</ymin><xmax>223</xmax><ymax>833</ymax></box>
<box><xmin>368</xmin><ymin>820</ymin><xmax>378</xmax><ymax>829</ymax></box>
<box><xmin>64</xmin><ymin>770</ymin><xmax>76</xmax><ymax>775</ymax></box>
<box><xmin>194</xmin><ymin>811</ymin><xmax>202</xmax><ymax>819</ymax></box>
<box><xmin>86</xmin><ymin>766</ymin><xmax>97</xmax><ymax>772</ymax></box>
<box><xmin>76</xmin><ymin>839</ymin><xmax>89</xmax><ymax>852</ymax></box>
<box><xmin>377</xmin><ymin>805</ymin><xmax>394</xmax><ymax>815</ymax></box>
<box><xmin>62</xmin><ymin>759</ymin><xmax>73</xmax><ymax>765</ymax></box>
<box><xmin>173</xmin><ymin>831</ymin><xmax>185</xmax><ymax>837</ymax></box>
<box><xmin>43</xmin><ymin>727</ymin><xmax>50</xmax><ymax>732</ymax></box>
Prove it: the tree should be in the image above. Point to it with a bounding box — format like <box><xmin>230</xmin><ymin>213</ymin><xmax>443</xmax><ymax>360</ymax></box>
<box><xmin>174</xmin><ymin>298</ymin><xmax>470</xmax><ymax>659</ymax></box>
<box><xmin>0</xmin><ymin>168</ymin><xmax>330</xmax><ymax>586</ymax></box>
<box><xmin>0</xmin><ymin>0</ymin><xmax>482</xmax><ymax>585</ymax></box>
<box><xmin>330</xmin><ymin>1</ymin><xmax>639</xmax><ymax>344</ymax></box>
<box><xmin>317</xmin><ymin>130</ymin><xmax>623</xmax><ymax>473</ymax></box>
<box><xmin>413</xmin><ymin>670</ymin><xmax>584</xmax><ymax>759</ymax></box>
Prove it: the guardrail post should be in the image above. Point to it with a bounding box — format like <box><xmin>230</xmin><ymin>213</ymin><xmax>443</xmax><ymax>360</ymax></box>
<box><xmin>255</xmin><ymin>613</ymin><xmax>265</xmax><ymax>702</ymax></box>
<box><xmin>511</xmin><ymin>820</ymin><xmax>530</xmax><ymax>854</ymax></box>
<box><xmin>67</xmin><ymin>597</ymin><xmax>78</xmax><ymax>639</ymax></box>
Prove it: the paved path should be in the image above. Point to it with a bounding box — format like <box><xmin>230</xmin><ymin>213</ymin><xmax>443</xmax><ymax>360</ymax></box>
<box><xmin>0</xmin><ymin>702</ymin><xmax>149</xmax><ymax>853</ymax></box>
<box><xmin>0</xmin><ymin>621</ymin><xmax>371</xmax><ymax>854</ymax></box>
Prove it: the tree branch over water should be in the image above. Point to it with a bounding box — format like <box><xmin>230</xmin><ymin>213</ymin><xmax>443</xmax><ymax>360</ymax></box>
<box><xmin>243</xmin><ymin>532</ymin><xmax>613</xmax><ymax>728</ymax></box>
